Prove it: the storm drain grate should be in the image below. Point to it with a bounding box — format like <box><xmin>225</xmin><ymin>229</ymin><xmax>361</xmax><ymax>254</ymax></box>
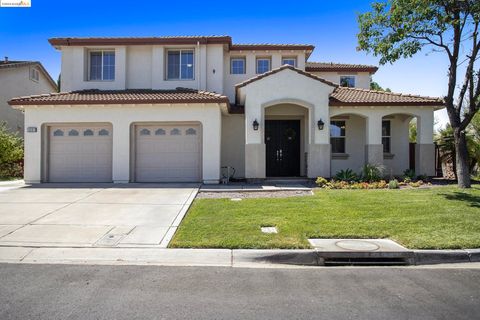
<box><xmin>322</xmin><ymin>257</ymin><xmax>410</xmax><ymax>266</ymax></box>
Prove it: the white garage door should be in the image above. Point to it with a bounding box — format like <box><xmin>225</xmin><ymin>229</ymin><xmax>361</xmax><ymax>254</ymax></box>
<box><xmin>48</xmin><ymin>124</ymin><xmax>113</xmax><ymax>182</ymax></box>
<box><xmin>135</xmin><ymin>124</ymin><xmax>201</xmax><ymax>182</ymax></box>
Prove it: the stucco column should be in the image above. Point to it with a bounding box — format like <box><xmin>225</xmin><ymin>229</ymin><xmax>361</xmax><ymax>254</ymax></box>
<box><xmin>202</xmin><ymin>110</ymin><xmax>222</xmax><ymax>184</ymax></box>
<box><xmin>112</xmin><ymin>120</ymin><xmax>130</xmax><ymax>183</ymax></box>
<box><xmin>23</xmin><ymin>113</ymin><xmax>42</xmax><ymax>183</ymax></box>
<box><xmin>415</xmin><ymin>112</ymin><xmax>435</xmax><ymax>176</ymax></box>
<box><xmin>244</xmin><ymin>99</ymin><xmax>266</xmax><ymax>179</ymax></box>
<box><xmin>365</xmin><ymin>114</ymin><xmax>383</xmax><ymax>166</ymax></box>
<box><xmin>307</xmin><ymin>102</ymin><xmax>330</xmax><ymax>178</ymax></box>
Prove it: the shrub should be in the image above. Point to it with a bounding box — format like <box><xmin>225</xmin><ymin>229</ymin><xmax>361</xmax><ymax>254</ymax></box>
<box><xmin>388</xmin><ymin>179</ymin><xmax>400</xmax><ymax>189</ymax></box>
<box><xmin>0</xmin><ymin>123</ymin><xmax>23</xmax><ymax>178</ymax></box>
<box><xmin>360</xmin><ymin>163</ymin><xmax>385</xmax><ymax>182</ymax></box>
<box><xmin>315</xmin><ymin>177</ymin><xmax>328</xmax><ymax>187</ymax></box>
<box><xmin>334</xmin><ymin>168</ymin><xmax>357</xmax><ymax>182</ymax></box>
<box><xmin>403</xmin><ymin>169</ymin><xmax>415</xmax><ymax>181</ymax></box>
<box><xmin>409</xmin><ymin>180</ymin><xmax>424</xmax><ymax>188</ymax></box>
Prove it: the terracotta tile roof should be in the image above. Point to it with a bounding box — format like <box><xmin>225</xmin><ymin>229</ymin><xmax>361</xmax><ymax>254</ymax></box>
<box><xmin>235</xmin><ymin>64</ymin><xmax>338</xmax><ymax>89</ymax></box>
<box><xmin>0</xmin><ymin>60</ymin><xmax>58</xmax><ymax>90</ymax></box>
<box><xmin>49</xmin><ymin>36</ymin><xmax>315</xmax><ymax>57</ymax></box>
<box><xmin>49</xmin><ymin>36</ymin><xmax>232</xmax><ymax>47</ymax></box>
<box><xmin>9</xmin><ymin>88</ymin><xmax>229</xmax><ymax>106</ymax></box>
<box><xmin>329</xmin><ymin>87</ymin><xmax>444</xmax><ymax>106</ymax></box>
<box><xmin>231</xmin><ymin>43</ymin><xmax>314</xmax><ymax>51</ymax></box>
<box><xmin>306</xmin><ymin>62</ymin><xmax>378</xmax><ymax>73</ymax></box>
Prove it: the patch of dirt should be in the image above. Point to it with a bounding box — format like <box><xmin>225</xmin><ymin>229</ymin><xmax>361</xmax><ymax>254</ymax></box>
<box><xmin>197</xmin><ymin>190</ymin><xmax>313</xmax><ymax>199</ymax></box>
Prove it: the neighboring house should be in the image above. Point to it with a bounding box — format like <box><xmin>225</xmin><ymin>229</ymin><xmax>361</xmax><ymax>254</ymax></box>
<box><xmin>8</xmin><ymin>36</ymin><xmax>444</xmax><ymax>184</ymax></box>
<box><xmin>0</xmin><ymin>58</ymin><xmax>57</xmax><ymax>136</ymax></box>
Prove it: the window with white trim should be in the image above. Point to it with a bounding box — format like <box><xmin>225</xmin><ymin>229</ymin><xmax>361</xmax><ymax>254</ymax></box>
<box><xmin>167</xmin><ymin>49</ymin><xmax>195</xmax><ymax>80</ymax></box>
<box><xmin>29</xmin><ymin>68</ymin><xmax>39</xmax><ymax>82</ymax></box>
<box><xmin>382</xmin><ymin>120</ymin><xmax>391</xmax><ymax>153</ymax></box>
<box><xmin>330</xmin><ymin>121</ymin><xmax>346</xmax><ymax>153</ymax></box>
<box><xmin>256</xmin><ymin>57</ymin><xmax>271</xmax><ymax>74</ymax></box>
<box><xmin>230</xmin><ymin>57</ymin><xmax>246</xmax><ymax>74</ymax></box>
<box><xmin>89</xmin><ymin>50</ymin><xmax>115</xmax><ymax>81</ymax></box>
<box><xmin>281</xmin><ymin>57</ymin><xmax>297</xmax><ymax>67</ymax></box>
<box><xmin>340</xmin><ymin>76</ymin><xmax>355</xmax><ymax>88</ymax></box>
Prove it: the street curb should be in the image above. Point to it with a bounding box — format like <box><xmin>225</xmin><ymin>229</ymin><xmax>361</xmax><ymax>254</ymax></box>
<box><xmin>1</xmin><ymin>247</ymin><xmax>479</xmax><ymax>267</ymax></box>
<box><xmin>413</xmin><ymin>250</ymin><xmax>472</xmax><ymax>265</ymax></box>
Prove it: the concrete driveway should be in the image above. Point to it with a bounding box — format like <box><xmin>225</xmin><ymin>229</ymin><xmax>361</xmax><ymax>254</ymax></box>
<box><xmin>0</xmin><ymin>183</ymin><xmax>198</xmax><ymax>248</ymax></box>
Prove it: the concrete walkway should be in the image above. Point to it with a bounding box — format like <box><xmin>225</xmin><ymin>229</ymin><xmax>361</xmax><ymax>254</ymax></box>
<box><xmin>0</xmin><ymin>183</ymin><xmax>198</xmax><ymax>248</ymax></box>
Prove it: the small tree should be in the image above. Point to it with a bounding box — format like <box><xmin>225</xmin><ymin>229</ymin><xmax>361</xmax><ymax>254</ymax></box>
<box><xmin>358</xmin><ymin>0</ymin><xmax>480</xmax><ymax>188</ymax></box>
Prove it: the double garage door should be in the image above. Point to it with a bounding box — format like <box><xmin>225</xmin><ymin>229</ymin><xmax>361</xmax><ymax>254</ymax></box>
<box><xmin>47</xmin><ymin>123</ymin><xmax>201</xmax><ymax>183</ymax></box>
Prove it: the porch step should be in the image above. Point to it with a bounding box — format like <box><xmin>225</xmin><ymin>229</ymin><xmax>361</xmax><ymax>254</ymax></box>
<box><xmin>264</xmin><ymin>178</ymin><xmax>313</xmax><ymax>185</ymax></box>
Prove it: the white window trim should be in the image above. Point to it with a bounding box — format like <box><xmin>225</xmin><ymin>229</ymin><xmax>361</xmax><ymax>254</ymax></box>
<box><xmin>340</xmin><ymin>75</ymin><xmax>356</xmax><ymax>88</ymax></box>
<box><xmin>330</xmin><ymin>120</ymin><xmax>346</xmax><ymax>154</ymax></box>
<box><xmin>382</xmin><ymin>120</ymin><xmax>392</xmax><ymax>154</ymax></box>
<box><xmin>281</xmin><ymin>57</ymin><xmax>297</xmax><ymax>67</ymax></box>
<box><xmin>256</xmin><ymin>57</ymin><xmax>271</xmax><ymax>74</ymax></box>
<box><xmin>88</xmin><ymin>50</ymin><xmax>115</xmax><ymax>82</ymax></box>
<box><xmin>166</xmin><ymin>49</ymin><xmax>195</xmax><ymax>81</ymax></box>
<box><xmin>29</xmin><ymin>67</ymin><xmax>39</xmax><ymax>82</ymax></box>
<box><xmin>230</xmin><ymin>57</ymin><xmax>246</xmax><ymax>74</ymax></box>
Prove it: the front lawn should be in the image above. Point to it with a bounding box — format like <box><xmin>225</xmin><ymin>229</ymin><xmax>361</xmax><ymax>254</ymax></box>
<box><xmin>169</xmin><ymin>186</ymin><xmax>480</xmax><ymax>249</ymax></box>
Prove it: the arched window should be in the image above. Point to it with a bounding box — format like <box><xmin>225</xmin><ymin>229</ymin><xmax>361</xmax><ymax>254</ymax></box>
<box><xmin>186</xmin><ymin>128</ymin><xmax>197</xmax><ymax>135</ymax></box>
<box><xmin>53</xmin><ymin>129</ymin><xmax>64</xmax><ymax>136</ymax></box>
<box><xmin>98</xmin><ymin>129</ymin><xmax>110</xmax><ymax>136</ymax></box>
<box><xmin>155</xmin><ymin>128</ymin><xmax>166</xmax><ymax>135</ymax></box>
<box><xmin>68</xmin><ymin>129</ymin><xmax>79</xmax><ymax>136</ymax></box>
<box><xmin>140</xmin><ymin>128</ymin><xmax>151</xmax><ymax>136</ymax></box>
<box><xmin>170</xmin><ymin>128</ymin><xmax>181</xmax><ymax>135</ymax></box>
<box><xmin>83</xmin><ymin>129</ymin><xmax>94</xmax><ymax>136</ymax></box>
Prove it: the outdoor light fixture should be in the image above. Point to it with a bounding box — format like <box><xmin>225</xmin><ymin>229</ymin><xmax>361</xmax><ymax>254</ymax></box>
<box><xmin>317</xmin><ymin>119</ymin><xmax>325</xmax><ymax>130</ymax></box>
<box><xmin>252</xmin><ymin>119</ymin><xmax>259</xmax><ymax>131</ymax></box>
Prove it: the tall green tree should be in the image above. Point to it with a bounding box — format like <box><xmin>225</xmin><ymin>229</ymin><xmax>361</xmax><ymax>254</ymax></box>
<box><xmin>358</xmin><ymin>0</ymin><xmax>480</xmax><ymax>188</ymax></box>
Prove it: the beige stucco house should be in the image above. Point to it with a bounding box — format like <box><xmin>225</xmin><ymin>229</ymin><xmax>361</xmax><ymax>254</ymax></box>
<box><xmin>0</xmin><ymin>59</ymin><xmax>57</xmax><ymax>135</ymax></box>
<box><xmin>8</xmin><ymin>36</ymin><xmax>444</xmax><ymax>184</ymax></box>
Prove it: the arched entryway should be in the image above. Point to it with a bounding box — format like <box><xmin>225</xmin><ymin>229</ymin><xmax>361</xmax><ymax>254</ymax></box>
<box><xmin>263</xmin><ymin>103</ymin><xmax>311</xmax><ymax>177</ymax></box>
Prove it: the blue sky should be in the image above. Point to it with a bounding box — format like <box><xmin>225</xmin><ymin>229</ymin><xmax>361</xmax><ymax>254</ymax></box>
<box><xmin>0</xmin><ymin>0</ymin><xmax>449</xmax><ymax>127</ymax></box>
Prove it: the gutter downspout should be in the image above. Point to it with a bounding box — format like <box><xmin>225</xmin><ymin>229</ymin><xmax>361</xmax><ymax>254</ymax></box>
<box><xmin>197</xmin><ymin>41</ymin><xmax>200</xmax><ymax>90</ymax></box>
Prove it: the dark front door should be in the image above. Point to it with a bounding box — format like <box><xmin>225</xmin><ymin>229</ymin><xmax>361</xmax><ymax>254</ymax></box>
<box><xmin>265</xmin><ymin>120</ymin><xmax>301</xmax><ymax>177</ymax></box>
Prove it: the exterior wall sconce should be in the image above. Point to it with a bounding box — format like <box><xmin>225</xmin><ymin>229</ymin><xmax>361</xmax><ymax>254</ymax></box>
<box><xmin>317</xmin><ymin>119</ymin><xmax>325</xmax><ymax>130</ymax></box>
<box><xmin>252</xmin><ymin>119</ymin><xmax>259</xmax><ymax>131</ymax></box>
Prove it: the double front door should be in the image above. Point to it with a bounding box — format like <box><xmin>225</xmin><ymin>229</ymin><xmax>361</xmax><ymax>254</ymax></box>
<box><xmin>265</xmin><ymin>120</ymin><xmax>301</xmax><ymax>177</ymax></box>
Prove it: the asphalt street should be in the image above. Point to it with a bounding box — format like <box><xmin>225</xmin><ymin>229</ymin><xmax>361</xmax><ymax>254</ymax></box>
<box><xmin>0</xmin><ymin>263</ymin><xmax>479</xmax><ymax>320</ymax></box>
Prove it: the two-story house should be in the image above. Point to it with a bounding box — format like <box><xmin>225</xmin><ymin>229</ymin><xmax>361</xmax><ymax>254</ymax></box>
<box><xmin>9</xmin><ymin>36</ymin><xmax>444</xmax><ymax>184</ymax></box>
<box><xmin>0</xmin><ymin>58</ymin><xmax>57</xmax><ymax>136</ymax></box>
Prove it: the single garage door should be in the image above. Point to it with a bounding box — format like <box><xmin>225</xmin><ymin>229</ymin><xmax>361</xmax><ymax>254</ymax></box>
<box><xmin>135</xmin><ymin>124</ymin><xmax>201</xmax><ymax>182</ymax></box>
<box><xmin>48</xmin><ymin>124</ymin><xmax>113</xmax><ymax>182</ymax></box>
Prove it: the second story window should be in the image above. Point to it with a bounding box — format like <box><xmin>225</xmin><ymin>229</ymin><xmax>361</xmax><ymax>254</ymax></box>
<box><xmin>256</xmin><ymin>57</ymin><xmax>271</xmax><ymax>74</ymax></box>
<box><xmin>281</xmin><ymin>57</ymin><xmax>297</xmax><ymax>67</ymax></box>
<box><xmin>89</xmin><ymin>50</ymin><xmax>115</xmax><ymax>81</ymax></box>
<box><xmin>167</xmin><ymin>49</ymin><xmax>194</xmax><ymax>80</ymax></box>
<box><xmin>29</xmin><ymin>68</ymin><xmax>39</xmax><ymax>82</ymax></box>
<box><xmin>230</xmin><ymin>57</ymin><xmax>246</xmax><ymax>74</ymax></box>
<box><xmin>340</xmin><ymin>76</ymin><xmax>355</xmax><ymax>88</ymax></box>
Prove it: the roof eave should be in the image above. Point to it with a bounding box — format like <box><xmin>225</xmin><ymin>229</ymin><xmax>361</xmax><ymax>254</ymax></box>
<box><xmin>328</xmin><ymin>101</ymin><xmax>445</xmax><ymax>107</ymax></box>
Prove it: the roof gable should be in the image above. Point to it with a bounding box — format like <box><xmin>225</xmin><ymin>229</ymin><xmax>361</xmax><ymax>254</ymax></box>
<box><xmin>236</xmin><ymin>65</ymin><xmax>338</xmax><ymax>90</ymax></box>
<box><xmin>0</xmin><ymin>61</ymin><xmax>58</xmax><ymax>90</ymax></box>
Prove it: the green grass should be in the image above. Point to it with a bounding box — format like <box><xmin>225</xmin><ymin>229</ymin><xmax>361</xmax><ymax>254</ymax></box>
<box><xmin>169</xmin><ymin>186</ymin><xmax>480</xmax><ymax>250</ymax></box>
